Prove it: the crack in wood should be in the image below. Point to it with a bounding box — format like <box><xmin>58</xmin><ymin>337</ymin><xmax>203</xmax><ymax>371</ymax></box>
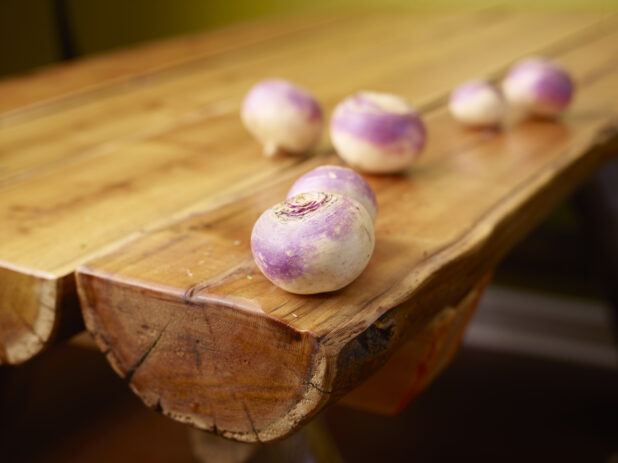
<box><xmin>304</xmin><ymin>381</ymin><xmax>334</xmax><ymax>395</ymax></box>
<box><xmin>267</xmin><ymin>301</ymin><xmax>291</xmax><ymax>315</ymax></box>
<box><xmin>316</xmin><ymin>283</ymin><xmax>397</xmax><ymax>346</ymax></box>
<box><xmin>241</xmin><ymin>399</ymin><xmax>261</xmax><ymax>443</ymax></box>
<box><xmin>192</xmin><ymin>339</ymin><xmax>202</xmax><ymax>368</ymax></box>
<box><xmin>152</xmin><ymin>397</ymin><xmax>163</xmax><ymax>413</ymax></box>
<box><xmin>183</xmin><ymin>262</ymin><xmax>255</xmax><ymax>302</ymax></box>
<box><xmin>125</xmin><ymin>321</ymin><xmax>170</xmax><ymax>384</ymax></box>
<box><xmin>211</xmin><ymin>409</ymin><xmax>220</xmax><ymax>436</ymax></box>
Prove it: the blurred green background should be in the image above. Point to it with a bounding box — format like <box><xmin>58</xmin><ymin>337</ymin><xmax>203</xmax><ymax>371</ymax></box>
<box><xmin>1</xmin><ymin>0</ymin><xmax>617</xmax><ymax>77</ymax></box>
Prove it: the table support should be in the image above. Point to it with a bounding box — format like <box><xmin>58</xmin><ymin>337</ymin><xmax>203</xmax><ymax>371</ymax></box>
<box><xmin>189</xmin><ymin>416</ymin><xmax>343</xmax><ymax>463</ymax></box>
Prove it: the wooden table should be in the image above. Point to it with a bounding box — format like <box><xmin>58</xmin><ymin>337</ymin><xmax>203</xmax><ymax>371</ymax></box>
<box><xmin>1</xmin><ymin>8</ymin><xmax>616</xmax><ymax>447</ymax></box>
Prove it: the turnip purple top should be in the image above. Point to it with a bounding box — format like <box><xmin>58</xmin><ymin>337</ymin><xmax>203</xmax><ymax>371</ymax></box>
<box><xmin>251</xmin><ymin>192</ymin><xmax>374</xmax><ymax>294</ymax></box>
<box><xmin>331</xmin><ymin>91</ymin><xmax>426</xmax><ymax>149</ymax></box>
<box><xmin>242</xmin><ymin>78</ymin><xmax>324</xmax><ymax>156</ymax></box>
<box><xmin>287</xmin><ymin>165</ymin><xmax>378</xmax><ymax>222</ymax></box>
<box><xmin>448</xmin><ymin>80</ymin><xmax>505</xmax><ymax>127</ymax></box>
<box><xmin>503</xmin><ymin>58</ymin><xmax>574</xmax><ymax>115</ymax></box>
<box><xmin>242</xmin><ymin>79</ymin><xmax>323</xmax><ymax>122</ymax></box>
<box><xmin>253</xmin><ymin>193</ymin><xmax>352</xmax><ymax>280</ymax></box>
<box><xmin>450</xmin><ymin>80</ymin><xmax>499</xmax><ymax>104</ymax></box>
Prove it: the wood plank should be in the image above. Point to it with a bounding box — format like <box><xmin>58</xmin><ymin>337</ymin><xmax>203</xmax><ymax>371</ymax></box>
<box><xmin>0</xmin><ymin>11</ymin><xmax>604</xmax><ymax>186</ymax></box>
<box><xmin>0</xmin><ymin>10</ymin><xmax>343</xmax><ymax>115</ymax></box>
<box><xmin>69</xmin><ymin>267</ymin><xmax>492</xmax><ymax>415</ymax></box>
<box><xmin>76</xmin><ymin>27</ymin><xmax>618</xmax><ymax>442</ymax></box>
<box><xmin>2</xmin><ymin>11</ymin><xmax>607</xmax><ymax>365</ymax></box>
<box><xmin>0</xmin><ymin>11</ymin><xmax>448</xmax><ymax>182</ymax></box>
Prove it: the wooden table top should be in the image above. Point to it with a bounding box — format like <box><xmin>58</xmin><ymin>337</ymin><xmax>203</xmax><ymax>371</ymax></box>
<box><xmin>1</xmin><ymin>8</ymin><xmax>616</xmax><ymax>442</ymax></box>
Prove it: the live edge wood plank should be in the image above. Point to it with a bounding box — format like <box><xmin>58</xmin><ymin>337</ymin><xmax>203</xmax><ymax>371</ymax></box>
<box><xmin>2</xmin><ymin>11</ymin><xmax>607</xmax><ymax>365</ymax></box>
<box><xmin>77</xmin><ymin>28</ymin><xmax>618</xmax><ymax>442</ymax></box>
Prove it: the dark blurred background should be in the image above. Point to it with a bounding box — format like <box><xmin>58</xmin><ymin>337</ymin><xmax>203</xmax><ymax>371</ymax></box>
<box><xmin>1</xmin><ymin>0</ymin><xmax>617</xmax><ymax>461</ymax></box>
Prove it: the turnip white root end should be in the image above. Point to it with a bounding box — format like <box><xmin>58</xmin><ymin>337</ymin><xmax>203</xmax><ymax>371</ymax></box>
<box><xmin>251</xmin><ymin>192</ymin><xmax>375</xmax><ymax>294</ymax></box>
<box><xmin>449</xmin><ymin>80</ymin><xmax>506</xmax><ymax>128</ymax></box>
<box><xmin>241</xmin><ymin>79</ymin><xmax>323</xmax><ymax>157</ymax></box>
<box><xmin>502</xmin><ymin>57</ymin><xmax>574</xmax><ymax>118</ymax></box>
<box><xmin>287</xmin><ymin>165</ymin><xmax>378</xmax><ymax>222</ymax></box>
<box><xmin>330</xmin><ymin>91</ymin><xmax>426</xmax><ymax>174</ymax></box>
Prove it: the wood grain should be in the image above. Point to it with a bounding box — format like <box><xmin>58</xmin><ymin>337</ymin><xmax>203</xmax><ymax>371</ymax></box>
<box><xmin>0</xmin><ymin>11</ymin><xmax>456</xmax><ymax>182</ymax></box>
<box><xmin>77</xmin><ymin>26</ymin><xmax>618</xmax><ymax>442</ymax></box>
<box><xmin>0</xmin><ymin>10</ymin><xmax>344</xmax><ymax>115</ymax></box>
<box><xmin>2</xmin><ymin>10</ymin><xmax>607</xmax><ymax>365</ymax></box>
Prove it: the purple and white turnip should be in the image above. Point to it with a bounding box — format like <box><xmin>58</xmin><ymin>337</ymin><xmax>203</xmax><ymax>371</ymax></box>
<box><xmin>502</xmin><ymin>57</ymin><xmax>574</xmax><ymax>118</ymax></box>
<box><xmin>241</xmin><ymin>79</ymin><xmax>323</xmax><ymax>157</ymax></box>
<box><xmin>448</xmin><ymin>80</ymin><xmax>505</xmax><ymax>128</ymax></box>
<box><xmin>251</xmin><ymin>192</ymin><xmax>375</xmax><ymax>294</ymax></box>
<box><xmin>330</xmin><ymin>91</ymin><xmax>426</xmax><ymax>174</ymax></box>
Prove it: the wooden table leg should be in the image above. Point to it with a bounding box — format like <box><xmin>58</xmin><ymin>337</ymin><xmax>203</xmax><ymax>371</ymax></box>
<box><xmin>189</xmin><ymin>416</ymin><xmax>343</xmax><ymax>463</ymax></box>
<box><xmin>339</xmin><ymin>274</ymin><xmax>492</xmax><ymax>415</ymax></box>
<box><xmin>188</xmin><ymin>427</ymin><xmax>259</xmax><ymax>463</ymax></box>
